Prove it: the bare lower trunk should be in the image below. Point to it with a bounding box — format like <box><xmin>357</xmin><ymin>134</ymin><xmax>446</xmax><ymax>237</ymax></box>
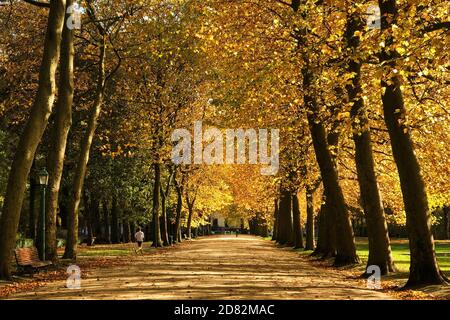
<box><xmin>130</xmin><ymin>223</ymin><xmax>136</xmax><ymax>242</ymax></box>
<box><xmin>152</xmin><ymin>163</ymin><xmax>163</xmax><ymax>247</ymax></box>
<box><xmin>174</xmin><ymin>179</ymin><xmax>183</xmax><ymax>243</ymax></box>
<box><xmin>444</xmin><ymin>207</ymin><xmax>450</xmax><ymax>240</ymax></box>
<box><xmin>0</xmin><ymin>0</ymin><xmax>66</xmax><ymax>279</ymax></box>
<box><xmin>378</xmin><ymin>0</ymin><xmax>445</xmax><ymax>287</ymax></box>
<box><xmin>186</xmin><ymin>203</ymin><xmax>193</xmax><ymax>239</ymax></box>
<box><xmin>292</xmin><ymin>194</ymin><xmax>304</xmax><ymax>249</ymax></box>
<box><xmin>323</xmin><ymin>144</ymin><xmax>339</xmax><ymax>259</ymax></box>
<box><xmin>185</xmin><ymin>186</ymin><xmax>196</xmax><ymax>240</ymax></box>
<box><xmin>345</xmin><ymin>11</ymin><xmax>395</xmax><ymax>275</ymax></box>
<box><xmin>84</xmin><ymin>191</ymin><xmax>93</xmax><ymax>246</ymax></box>
<box><xmin>272</xmin><ymin>198</ymin><xmax>279</xmax><ymax>241</ymax></box>
<box><xmin>46</xmin><ymin>2</ymin><xmax>74</xmax><ymax>261</ymax></box>
<box><xmin>322</xmin><ymin>202</ymin><xmax>337</xmax><ymax>258</ymax></box>
<box><xmin>304</xmin><ymin>63</ymin><xmax>358</xmax><ymax>265</ymax></box>
<box><xmin>28</xmin><ymin>161</ymin><xmax>38</xmax><ymax>239</ymax></box>
<box><xmin>305</xmin><ymin>186</ymin><xmax>315</xmax><ymax>251</ymax></box>
<box><xmin>277</xmin><ymin>189</ymin><xmax>293</xmax><ymax>246</ymax></box>
<box><xmin>159</xmin><ymin>168</ymin><xmax>173</xmax><ymax>246</ymax></box>
<box><xmin>92</xmin><ymin>198</ymin><xmax>101</xmax><ymax>238</ymax></box>
<box><xmin>102</xmin><ymin>200</ymin><xmax>111</xmax><ymax>243</ymax></box>
<box><xmin>353</xmin><ymin>121</ymin><xmax>395</xmax><ymax>274</ymax></box>
<box><xmin>123</xmin><ymin>220</ymin><xmax>131</xmax><ymax>243</ymax></box>
<box><xmin>312</xmin><ymin>201</ymin><xmax>326</xmax><ymax>256</ymax></box>
<box><xmin>326</xmin><ymin>117</ymin><xmax>340</xmax><ymax>259</ymax></box>
<box><xmin>312</xmin><ymin>121</ymin><xmax>339</xmax><ymax>259</ymax></box>
<box><xmin>110</xmin><ymin>196</ymin><xmax>120</xmax><ymax>243</ymax></box>
<box><xmin>160</xmin><ymin>191</ymin><xmax>169</xmax><ymax>246</ymax></box>
<box><xmin>64</xmin><ymin>39</ymin><xmax>106</xmax><ymax>260</ymax></box>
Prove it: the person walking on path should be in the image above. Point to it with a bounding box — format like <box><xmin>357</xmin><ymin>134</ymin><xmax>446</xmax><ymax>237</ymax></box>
<box><xmin>135</xmin><ymin>227</ymin><xmax>145</xmax><ymax>254</ymax></box>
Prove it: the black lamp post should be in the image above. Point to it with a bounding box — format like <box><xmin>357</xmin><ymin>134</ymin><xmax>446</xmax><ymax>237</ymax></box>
<box><xmin>38</xmin><ymin>168</ymin><xmax>49</xmax><ymax>260</ymax></box>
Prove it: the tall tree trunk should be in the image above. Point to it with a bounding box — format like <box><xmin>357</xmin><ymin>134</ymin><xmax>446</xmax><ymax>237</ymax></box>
<box><xmin>258</xmin><ymin>215</ymin><xmax>268</xmax><ymax>237</ymax></box>
<box><xmin>322</xmin><ymin>202</ymin><xmax>337</xmax><ymax>258</ymax></box>
<box><xmin>0</xmin><ymin>0</ymin><xmax>66</xmax><ymax>279</ymax></box>
<box><xmin>63</xmin><ymin>38</ymin><xmax>106</xmax><ymax>259</ymax></box>
<box><xmin>321</xmin><ymin>117</ymin><xmax>341</xmax><ymax>258</ymax></box>
<box><xmin>28</xmin><ymin>161</ymin><xmax>38</xmax><ymax>240</ymax></box>
<box><xmin>272</xmin><ymin>198</ymin><xmax>279</xmax><ymax>241</ymax></box>
<box><xmin>292</xmin><ymin>194</ymin><xmax>304</xmax><ymax>249</ymax></box>
<box><xmin>304</xmin><ymin>64</ymin><xmax>359</xmax><ymax>266</ymax></box>
<box><xmin>185</xmin><ymin>185</ymin><xmax>197</xmax><ymax>240</ymax></box>
<box><xmin>123</xmin><ymin>219</ymin><xmax>131</xmax><ymax>243</ymax></box>
<box><xmin>321</xmin><ymin>125</ymin><xmax>339</xmax><ymax>259</ymax></box>
<box><xmin>345</xmin><ymin>10</ymin><xmax>395</xmax><ymax>275</ymax></box>
<box><xmin>83</xmin><ymin>190</ymin><xmax>93</xmax><ymax>246</ymax></box>
<box><xmin>130</xmin><ymin>223</ymin><xmax>136</xmax><ymax>242</ymax></box>
<box><xmin>110</xmin><ymin>196</ymin><xmax>120</xmax><ymax>243</ymax></box>
<box><xmin>444</xmin><ymin>207</ymin><xmax>450</xmax><ymax>240</ymax></box>
<box><xmin>378</xmin><ymin>0</ymin><xmax>446</xmax><ymax>287</ymax></box>
<box><xmin>102</xmin><ymin>200</ymin><xmax>111</xmax><ymax>243</ymax></box>
<box><xmin>58</xmin><ymin>184</ymin><xmax>69</xmax><ymax>229</ymax></box>
<box><xmin>312</xmin><ymin>200</ymin><xmax>327</xmax><ymax>256</ymax></box>
<box><xmin>277</xmin><ymin>189</ymin><xmax>293</xmax><ymax>246</ymax></box>
<box><xmin>174</xmin><ymin>177</ymin><xmax>183</xmax><ymax>243</ymax></box>
<box><xmin>305</xmin><ymin>186</ymin><xmax>315</xmax><ymax>251</ymax></box>
<box><xmin>160</xmin><ymin>188</ymin><xmax>169</xmax><ymax>246</ymax></box>
<box><xmin>92</xmin><ymin>198</ymin><xmax>101</xmax><ymax>239</ymax></box>
<box><xmin>46</xmin><ymin>2</ymin><xmax>74</xmax><ymax>260</ymax></box>
<box><xmin>312</xmin><ymin>123</ymin><xmax>339</xmax><ymax>258</ymax></box>
<box><xmin>159</xmin><ymin>167</ymin><xmax>173</xmax><ymax>246</ymax></box>
<box><xmin>146</xmin><ymin>222</ymin><xmax>153</xmax><ymax>242</ymax></box>
<box><xmin>152</xmin><ymin>163</ymin><xmax>163</xmax><ymax>247</ymax></box>
<box><xmin>186</xmin><ymin>202</ymin><xmax>193</xmax><ymax>239</ymax></box>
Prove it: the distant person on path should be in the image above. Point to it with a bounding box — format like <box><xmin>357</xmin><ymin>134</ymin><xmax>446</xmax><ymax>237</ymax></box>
<box><xmin>135</xmin><ymin>227</ymin><xmax>144</xmax><ymax>254</ymax></box>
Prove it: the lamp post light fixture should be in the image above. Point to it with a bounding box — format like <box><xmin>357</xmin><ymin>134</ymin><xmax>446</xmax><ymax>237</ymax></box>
<box><xmin>38</xmin><ymin>168</ymin><xmax>49</xmax><ymax>261</ymax></box>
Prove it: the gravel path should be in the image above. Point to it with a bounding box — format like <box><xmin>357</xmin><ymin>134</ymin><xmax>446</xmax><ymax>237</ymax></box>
<box><xmin>6</xmin><ymin>235</ymin><xmax>393</xmax><ymax>300</ymax></box>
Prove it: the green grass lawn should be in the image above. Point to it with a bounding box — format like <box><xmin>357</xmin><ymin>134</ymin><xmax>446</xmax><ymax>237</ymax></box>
<box><xmin>57</xmin><ymin>242</ymin><xmax>156</xmax><ymax>258</ymax></box>
<box><xmin>292</xmin><ymin>237</ymin><xmax>450</xmax><ymax>278</ymax></box>
<box><xmin>272</xmin><ymin>237</ymin><xmax>450</xmax><ymax>277</ymax></box>
<box><xmin>355</xmin><ymin>238</ymin><xmax>450</xmax><ymax>274</ymax></box>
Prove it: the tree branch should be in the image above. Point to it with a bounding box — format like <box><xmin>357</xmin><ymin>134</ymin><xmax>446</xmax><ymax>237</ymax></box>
<box><xmin>423</xmin><ymin>21</ymin><xmax>450</xmax><ymax>33</ymax></box>
<box><xmin>22</xmin><ymin>0</ymin><xmax>50</xmax><ymax>8</ymax></box>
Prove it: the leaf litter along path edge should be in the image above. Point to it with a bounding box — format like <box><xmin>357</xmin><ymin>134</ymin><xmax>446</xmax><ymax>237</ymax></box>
<box><xmin>5</xmin><ymin>235</ymin><xmax>394</xmax><ymax>300</ymax></box>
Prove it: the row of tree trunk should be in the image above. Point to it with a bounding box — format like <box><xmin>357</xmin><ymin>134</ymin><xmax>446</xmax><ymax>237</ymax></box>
<box><xmin>74</xmin><ymin>188</ymin><xmax>212</xmax><ymax>247</ymax></box>
<box><xmin>272</xmin><ymin>190</ymin><xmax>306</xmax><ymax>249</ymax></box>
<box><xmin>279</xmin><ymin>0</ymin><xmax>447</xmax><ymax>287</ymax></box>
<box><xmin>377</xmin><ymin>0</ymin><xmax>446</xmax><ymax>287</ymax></box>
<box><xmin>0</xmin><ymin>0</ymin><xmax>128</xmax><ymax>277</ymax></box>
<box><xmin>150</xmin><ymin>163</ymin><xmax>190</xmax><ymax>247</ymax></box>
<box><xmin>249</xmin><ymin>214</ymin><xmax>268</xmax><ymax>237</ymax></box>
<box><xmin>0</xmin><ymin>0</ymin><xmax>67</xmax><ymax>279</ymax></box>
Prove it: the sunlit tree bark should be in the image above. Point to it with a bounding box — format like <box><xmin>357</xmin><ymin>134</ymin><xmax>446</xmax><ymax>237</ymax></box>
<box><xmin>0</xmin><ymin>0</ymin><xmax>66</xmax><ymax>279</ymax></box>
